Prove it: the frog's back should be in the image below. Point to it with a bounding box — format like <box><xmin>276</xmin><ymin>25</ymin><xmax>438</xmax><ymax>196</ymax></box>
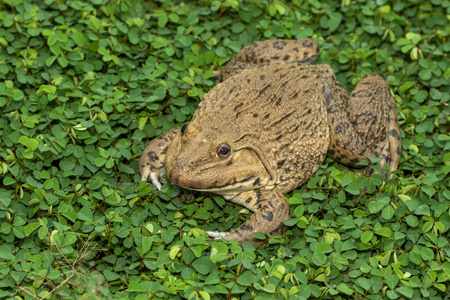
<box><xmin>193</xmin><ymin>63</ymin><xmax>332</xmax><ymax>191</ymax></box>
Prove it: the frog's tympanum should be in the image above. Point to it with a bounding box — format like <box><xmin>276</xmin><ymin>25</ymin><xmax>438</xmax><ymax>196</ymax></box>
<box><xmin>139</xmin><ymin>39</ymin><xmax>401</xmax><ymax>246</ymax></box>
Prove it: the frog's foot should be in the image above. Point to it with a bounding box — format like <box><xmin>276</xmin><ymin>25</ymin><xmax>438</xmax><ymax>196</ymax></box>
<box><xmin>139</xmin><ymin>127</ymin><xmax>180</xmax><ymax>190</ymax></box>
<box><xmin>140</xmin><ymin>166</ymin><xmax>165</xmax><ymax>190</ymax></box>
<box><xmin>206</xmin><ymin>189</ymin><xmax>291</xmax><ymax>246</ymax></box>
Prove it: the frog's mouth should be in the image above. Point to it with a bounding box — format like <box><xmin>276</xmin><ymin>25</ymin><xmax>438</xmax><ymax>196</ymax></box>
<box><xmin>165</xmin><ymin>144</ymin><xmax>272</xmax><ymax>195</ymax></box>
<box><xmin>168</xmin><ymin>173</ymin><xmax>261</xmax><ymax>194</ymax></box>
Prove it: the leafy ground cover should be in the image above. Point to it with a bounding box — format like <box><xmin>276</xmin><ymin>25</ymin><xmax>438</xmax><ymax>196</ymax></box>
<box><xmin>0</xmin><ymin>0</ymin><xmax>449</xmax><ymax>299</ymax></box>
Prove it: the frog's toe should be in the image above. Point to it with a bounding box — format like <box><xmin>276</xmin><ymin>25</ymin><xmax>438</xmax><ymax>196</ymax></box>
<box><xmin>206</xmin><ymin>231</ymin><xmax>228</xmax><ymax>239</ymax></box>
<box><xmin>150</xmin><ymin>172</ymin><xmax>162</xmax><ymax>190</ymax></box>
<box><xmin>139</xmin><ymin>162</ymin><xmax>166</xmax><ymax>190</ymax></box>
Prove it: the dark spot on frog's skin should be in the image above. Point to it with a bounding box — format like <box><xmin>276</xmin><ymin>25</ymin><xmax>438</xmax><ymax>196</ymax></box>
<box><xmin>350</xmin><ymin>158</ymin><xmax>359</xmax><ymax>165</ymax></box>
<box><xmin>235</xmin><ymin>112</ymin><xmax>242</xmax><ymax>118</ymax></box>
<box><xmin>273</xmin><ymin>41</ymin><xmax>286</xmax><ymax>50</ymax></box>
<box><xmin>245</xmin><ymin>196</ymin><xmax>253</xmax><ymax>204</ymax></box>
<box><xmin>228</xmin><ymin>88</ymin><xmax>234</xmax><ymax>94</ymax></box>
<box><xmin>247</xmin><ymin>79</ymin><xmax>251</xmax><ymax>83</ymax></box>
<box><xmin>276</xmin><ymin>97</ymin><xmax>282</xmax><ymax>106</ymax></box>
<box><xmin>374</xmin><ymin>151</ymin><xmax>379</xmax><ymax>157</ymax></box>
<box><xmin>234</xmin><ymin>229</ymin><xmax>243</xmax><ymax>237</ymax></box>
<box><xmin>255</xmin><ymin>190</ymin><xmax>262</xmax><ymax>202</ymax></box>
<box><xmin>273</xmin><ymin>45</ymin><xmax>283</xmax><ymax>50</ymax></box>
<box><xmin>253</xmin><ymin>113</ymin><xmax>258</xmax><ymax>118</ymax></box>
<box><xmin>335</xmin><ymin>124</ymin><xmax>347</xmax><ymax>134</ymax></box>
<box><xmin>293</xmin><ymin>47</ymin><xmax>299</xmax><ymax>52</ymax></box>
<box><xmin>280</xmin><ymin>81</ymin><xmax>288</xmax><ymax>88</ymax></box>
<box><xmin>302</xmin><ymin>40</ymin><xmax>314</xmax><ymax>48</ymax></box>
<box><xmin>271</xmin><ymin>55</ymin><xmax>280</xmax><ymax>60</ymax></box>
<box><xmin>283</xmin><ymin>55</ymin><xmax>290</xmax><ymax>61</ymax></box>
<box><xmin>382</xmin><ymin>154</ymin><xmax>387</xmax><ymax>159</ymax></box>
<box><xmin>260</xmin><ymin>75</ymin><xmax>265</xmax><ymax>80</ymax></box>
<box><xmin>241</xmin><ymin>224</ymin><xmax>254</xmax><ymax>232</ymax></box>
<box><xmin>141</xmin><ymin>164</ymin><xmax>146</xmax><ymax>168</ymax></box>
<box><xmin>303</xmin><ymin>51</ymin><xmax>309</xmax><ymax>57</ymax></box>
<box><xmin>263</xmin><ymin>113</ymin><xmax>270</xmax><ymax>119</ymax></box>
<box><xmin>328</xmin><ymin>149</ymin><xmax>335</xmax><ymax>156</ymax></box>
<box><xmin>351</xmin><ymin>90</ymin><xmax>367</xmax><ymax>98</ymax></box>
<box><xmin>396</xmin><ymin>147</ymin><xmax>401</xmax><ymax>155</ymax></box>
<box><xmin>234</xmin><ymin>103</ymin><xmax>243</xmax><ymax>111</ymax></box>
<box><xmin>259</xmin><ymin>58</ymin><xmax>266</xmax><ymax>63</ymax></box>
<box><xmin>380</xmin><ymin>130</ymin><xmax>387</xmax><ymax>141</ymax></box>
<box><xmin>301</xmin><ymin>74</ymin><xmax>308</xmax><ymax>79</ymax></box>
<box><xmin>389</xmin><ymin>129</ymin><xmax>399</xmax><ymax>138</ymax></box>
<box><xmin>226</xmin><ymin>160</ymin><xmax>233</xmax><ymax>166</ymax></box>
<box><xmin>147</xmin><ymin>151</ymin><xmax>158</xmax><ymax>162</ymax></box>
<box><xmin>361</xmin><ymin>82</ymin><xmax>371</xmax><ymax>85</ymax></box>
<box><xmin>253</xmin><ymin>178</ymin><xmax>260</xmax><ymax>187</ymax></box>
<box><xmin>268</xmin><ymin>201</ymin><xmax>274</xmax><ymax>208</ymax></box>
<box><xmin>263</xmin><ymin>211</ymin><xmax>274</xmax><ymax>221</ymax></box>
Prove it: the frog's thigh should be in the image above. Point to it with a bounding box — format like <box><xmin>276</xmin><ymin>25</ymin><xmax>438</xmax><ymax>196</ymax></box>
<box><xmin>327</xmin><ymin>74</ymin><xmax>401</xmax><ymax>174</ymax></box>
<box><xmin>219</xmin><ymin>61</ymin><xmax>258</xmax><ymax>81</ymax></box>
<box><xmin>346</xmin><ymin>74</ymin><xmax>401</xmax><ymax>173</ymax></box>
<box><xmin>232</xmin><ymin>39</ymin><xmax>319</xmax><ymax>65</ymax></box>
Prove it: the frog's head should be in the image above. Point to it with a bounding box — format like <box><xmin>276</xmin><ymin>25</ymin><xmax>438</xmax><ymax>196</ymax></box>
<box><xmin>164</xmin><ymin>122</ymin><xmax>275</xmax><ymax>195</ymax></box>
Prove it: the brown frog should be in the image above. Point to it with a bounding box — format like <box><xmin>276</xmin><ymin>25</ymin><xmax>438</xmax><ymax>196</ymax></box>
<box><xmin>139</xmin><ymin>39</ymin><xmax>401</xmax><ymax>246</ymax></box>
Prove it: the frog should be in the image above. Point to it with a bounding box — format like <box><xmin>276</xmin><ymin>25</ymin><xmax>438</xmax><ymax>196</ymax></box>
<box><xmin>139</xmin><ymin>38</ymin><xmax>401</xmax><ymax>246</ymax></box>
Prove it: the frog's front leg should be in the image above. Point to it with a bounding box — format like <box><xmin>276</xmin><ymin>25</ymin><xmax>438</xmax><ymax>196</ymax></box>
<box><xmin>139</xmin><ymin>127</ymin><xmax>180</xmax><ymax>189</ymax></box>
<box><xmin>207</xmin><ymin>188</ymin><xmax>291</xmax><ymax>246</ymax></box>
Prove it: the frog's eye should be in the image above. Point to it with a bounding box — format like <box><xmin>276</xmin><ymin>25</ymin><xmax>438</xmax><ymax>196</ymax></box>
<box><xmin>180</xmin><ymin>124</ymin><xmax>188</xmax><ymax>135</ymax></box>
<box><xmin>217</xmin><ymin>144</ymin><xmax>231</xmax><ymax>158</ymax></box>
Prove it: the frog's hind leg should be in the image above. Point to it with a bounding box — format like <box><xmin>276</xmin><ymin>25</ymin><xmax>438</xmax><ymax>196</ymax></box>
<box><xmin>231</xmin><ymin>39</ymin><xmax>319</xmax><ymax>65</ymax></box>
<box><xmin>327</xmin><ymin>74</ymin><xmax>401</xmax><ymax>178</ymax></box>
<box><xmin>217</xmin><ymin>39</ymin><xmax>319</xmax><ymax>81</ymax></box>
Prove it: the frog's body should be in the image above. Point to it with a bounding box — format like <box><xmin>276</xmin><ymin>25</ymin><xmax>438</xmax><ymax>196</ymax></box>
<box><xmin>139</xmin><ymin>39</ymin><xmax>401</xmax><ymax>246</ymax></box>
